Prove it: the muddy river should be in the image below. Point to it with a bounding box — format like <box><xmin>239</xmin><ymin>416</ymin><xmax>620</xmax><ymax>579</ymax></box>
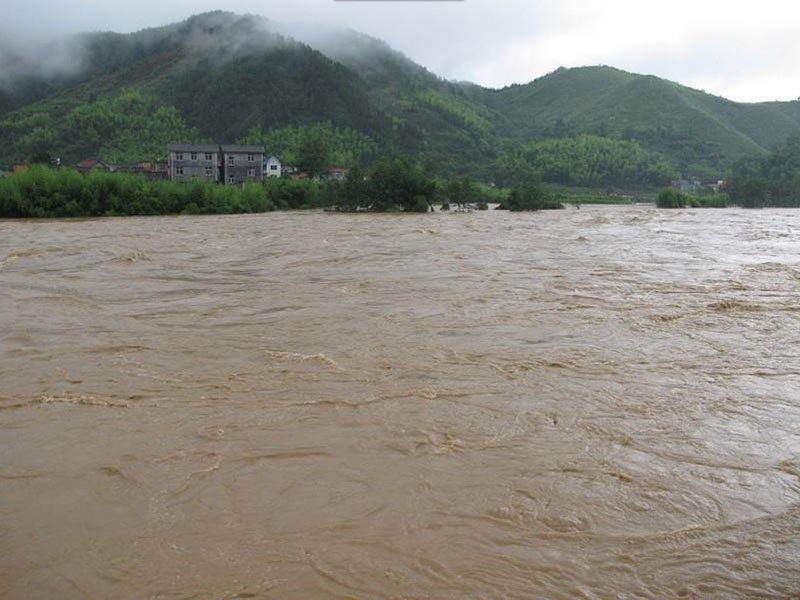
<box><xmin>1</xmin><ymin>206</ymin><xmax>799</xmax><ymax>598</ymax></box>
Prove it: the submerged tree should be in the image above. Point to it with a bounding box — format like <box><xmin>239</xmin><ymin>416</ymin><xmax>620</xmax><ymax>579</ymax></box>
<box><xmin>656</xmin><ymin>188</ymin><xmax>688</xmax><ymax>209</ymax></box>
<box><xmin>502</xmin><ymin>177</ymin><xmax>563</xmax><ymax>211</ymax></box>
<box><xmin>329</xmin><ymin>158</ymin><xmax>435</xmax><ymax>212</ymax></box>
<box><xmin>726</xmin><ymin>135</ymin><xmax>800</xmax><ymax>208</ymax></box>
<box><xmin>297</xmin><ymin>126</ymin><xmax>331</xmax><ymax>179</ymax></box>
<box><xmin>367</xmin><ymin>158</ymin><xmax>435</xmax><ymax>212</ymax></box>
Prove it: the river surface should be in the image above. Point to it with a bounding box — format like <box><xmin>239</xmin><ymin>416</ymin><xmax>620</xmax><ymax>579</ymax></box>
<box><xmin>2</xmin><ymin>206</ymin><xmax>800</xmax><ymax>599</ymax></box>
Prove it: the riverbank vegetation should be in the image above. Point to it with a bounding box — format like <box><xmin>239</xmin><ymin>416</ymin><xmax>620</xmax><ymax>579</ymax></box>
<box><xmin>656</xmin><ymin>188</ymin><xmax>729</xmax><ymax>209</ymax></box>
<box><xmin>0</xmin><ymin>166</ymin><xmax>327</xmax><ymax>218</ymax></box>
<box><xmin>1</xmin><ymin>161</ymin><xmax>485</xmax><ymax>217</ymax></box>
<box><xmin>653</xmin><ymin>135</ymin><xmax>799</xmax><ymax>209</ymax></box>
<box><xmin>326</xmin><ymin>159</ymin><xmax>436</xmax><ymax>212</ymax></box>
<box><xmin>493</xmin><ymin>135</ymin><xmax>677</xmax><ymax>189</ymax></box>
<box><xmin>726</xmin><ymin>135</ymin><xmax>800</xmax><ymax>208</ymax></box>
<box><xmin>498</xmin><ymin>179</ymin><xmax>564</xmax><ymax>211</ymax></box>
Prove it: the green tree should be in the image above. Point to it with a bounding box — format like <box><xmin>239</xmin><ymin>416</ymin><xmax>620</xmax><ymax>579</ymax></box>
<box><xmin>656</xmin><ymin>188</ymin><xmax>687</xmax><ymax>209</ymax></box>
<box><xmin>742</xmin><ymin>178</ymin><xmax>768</xmax><ymax>208</ymax></box>
<box><xmin>328</xmin><ymin>165</ymin><xmax>367</xmax><ymax>211</ymax></box>
<box><xmin>727</xmin><ymin>135</ymin><xmax>800</xmax><ymax>207</ymax></box>
<box><xmin>357</xmin><ymin>158</ymin><xmax>436</xmax><ymax>212</ymax></box>
<box><xmin>503</xmin><ymin>177</ymin><xmax>563</xmax><ymax>211</ymax></box>
<box><xmin>297</xmin><ymin>126</ymin><xmax>331</xmax><ymax>178</ymax></box>
<box><xmin>19</xmin><ymin>126</ymin><xmax>55</xmax><ymax>161</ymax></box>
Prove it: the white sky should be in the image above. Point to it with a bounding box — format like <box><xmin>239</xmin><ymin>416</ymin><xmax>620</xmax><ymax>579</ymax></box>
<box><xmin>3</xmin><ymin>0</ymin><xmax>799</xmax><ymax>102</ymax></box>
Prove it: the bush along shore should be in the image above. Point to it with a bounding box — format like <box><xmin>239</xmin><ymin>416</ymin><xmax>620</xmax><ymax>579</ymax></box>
<box><xmin>0</xmin><ymin>166</ymin><xmax>328</xmax><ymax>217</ymax></box>
<box><xmin>0</xmin><ymin>161</ymin><xmax>512</xmax><ymax>218</ymax></box>
<box><xmin>656</xmin><ymin>188</ymin><xmax>729</xmax><ymax>209</ymax></box>
<box><xmin>17</xmin><ymin>156</ymin><xmax>793</xmax><ymax>217</ymax></box>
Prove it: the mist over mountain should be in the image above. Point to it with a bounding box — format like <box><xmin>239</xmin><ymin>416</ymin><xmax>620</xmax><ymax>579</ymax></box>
<box><xmin>1</xmin><ymin>11</ymin><xmax>799</xmax><ymax>182</ymax></box>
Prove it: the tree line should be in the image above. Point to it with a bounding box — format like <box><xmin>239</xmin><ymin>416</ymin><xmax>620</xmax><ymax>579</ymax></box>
<box><xmin>0</xmin><ymin>160</ymin><xmax>570</xmax><ymax>218</ymax></box>
<box><xmin>725</xmin><ymin>135</ymin><xmax>800</xmax><ymax>208</ymax></box>
<box><xmin>493</xmin><ymin>135</ymin><xmax>677</xmax><ymax>188</ymax></box>
<box><xmin>656</xmin><ymin>135</ymin><xmax>800</xmax><ymax>209</ymax></box>
<box><xmin>0</xmin><ymin>166</ymin><xmax>322</xmax><ymax>218</ymax></box>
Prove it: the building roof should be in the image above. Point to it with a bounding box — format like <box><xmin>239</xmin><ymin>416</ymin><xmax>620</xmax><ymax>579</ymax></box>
<box><xmin>168</xmin><ymin>144</ymin><xmax>220</xmax><ymax>153</ymax></box>
<box><xmin>76</xmin><ymin>158</ymin><xmax>111</xmax><ymax>169</ymax></box>
<box><xmin>265</xmin><ymin>155</ymin><xmax>281</xmax><ymax>162</ymax></box>
<box><xmin>220</xmin><ymin>144</ymin><xmax>265</xmax><ymax>153</ymax></box>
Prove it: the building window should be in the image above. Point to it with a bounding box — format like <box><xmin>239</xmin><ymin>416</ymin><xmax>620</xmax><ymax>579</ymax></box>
<box><xmin>205</xmin><ymin>153</ymin><xmax>213</xmax><ymax>161</ymax></box>
<box><xmin>228</xmin><ymin>176</ymin><xmax>235</xmax><ymax>184</ymax></box>
<box><xmin>247</xmin><ymin>153</ymin><xmax>255</xmax><ymax>162</ymax></box>
<box><xmin>228</xmin><ymin>156</ymin><xmax>235</xmax><ymax>166</ymax></box>
<box><xmin>176</xmin><ymin>153</ymin><xmax>184</xmax><ymax>161</ymax></box>
<box><xmin>247</xmin><ymin>168</ymin><xmax>255</xmax><ymax>177</ymax></box>
<box><xmin>176</xmin><ymin>166</ymin><xmax>184</xmax><ymax>176</ymax></box>
<box><xmin>205</xmin><ymin>167</ymin><xmax>213</xmax><ymax>176</ymax></box>
<box><xmin>270</xmin><ymin>164</ymin><xmax>278</xmax><ymax>171</ymax></box>
<box><xmin>191</xmin><ymin>152</ymin><xmax>197</xmax><ymax>161</ymax></box>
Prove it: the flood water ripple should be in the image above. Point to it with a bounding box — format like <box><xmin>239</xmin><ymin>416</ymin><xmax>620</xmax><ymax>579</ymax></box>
<box><xmin>2</xmin><ymin>206</ymin><xmax>800</xmax><ymax>598</ymax></box>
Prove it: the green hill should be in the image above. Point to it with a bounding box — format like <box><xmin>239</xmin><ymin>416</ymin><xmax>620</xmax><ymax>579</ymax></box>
<box><xmin>474</xmin><ymin>66</ymin><xmax>800</xmax><ymax>176</ymax></box>
<box><xmin>1</xmin><ymin>14</ymin><xmax>799</xmax><ymax>183</ymax></box>
<box><xmin>0</xmin><ymin>12</ymin><xmax>500</xmax><ymax>175</ymax></box>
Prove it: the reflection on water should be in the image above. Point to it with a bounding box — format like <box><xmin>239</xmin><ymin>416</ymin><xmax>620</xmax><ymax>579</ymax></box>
<box><xmin>1</xmin><ymin>206</ymin><xmax>800</xmax><ymax>598</ymax></box>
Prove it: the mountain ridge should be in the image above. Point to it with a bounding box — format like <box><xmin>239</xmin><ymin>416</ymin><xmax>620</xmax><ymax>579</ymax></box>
<box><xmin>1</xmin><ymin>12</ymin><xmax>799</xmax><ymax>181</ymax></box>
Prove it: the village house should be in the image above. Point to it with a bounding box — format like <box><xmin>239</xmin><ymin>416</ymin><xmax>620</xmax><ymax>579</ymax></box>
<box><xmin>221</xmin><ymin>145</ymin><xmax>265</xmax><ymax>185</ymax></box>
<box><xmin>139</xmin><ymin>160</ymin><xmax>169</xmax><ymax>180</ymax></box>
<box><xmin>168</xmin><ymin>144</ymin><xmax>220</xmax><ymax>183</ymax></box>
<box><xmin>113</xmin><ymin>161</ymin><xmax>169</xmax><ymax>179</ymax></box>
<box><xmin>264</xmin><ymin>155</ymin><xmax>281</xmax><ymax>178</ymax></box>
<box><xmin>164</xmin><ymin>143</ymin><xmax>275</xmax><ymax>184</ymax></box>
<box><xmin>73</xmin><ymin>158</ymin><xmax>169</xmax><ymax>179</ymax></box>
<box><xmin>75</xmin><ymin>158</ymin><xmax>115</xmax><ymax>173</ymax></box>
<box><xmin>327</xmin><ymin>167</ymin><xmax>350</xmax><ymax>182</ymax></box>
<box><xmin>670</xmin><ymin>179</ymin><xmax>696</xmax><ymax>194</ymax></box>
<box><xmin>670</xmin><ymin>177</ymin><xmax>726</xmax><ymax>194</ymax></box>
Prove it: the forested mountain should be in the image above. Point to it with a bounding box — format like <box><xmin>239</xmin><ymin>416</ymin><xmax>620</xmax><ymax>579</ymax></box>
<box><xmin>727</xmin><ymin>134</ymin><xmax>800</xmax><ymax>207</ymax></box>
<box><xmin>473</xmin><ymin>66</ymin><xmax>800</xmax><ymax>177</ymax></box>
<box><xmin>2</xmin><ymin>11</ymin><xmax>799</xmax><ymax>184</ymax></box>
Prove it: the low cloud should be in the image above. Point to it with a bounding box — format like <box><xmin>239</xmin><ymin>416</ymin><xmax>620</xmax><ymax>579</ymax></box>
<box><xmin>1</xmin><ymin>0</ymin><xmax>798</xmax><ymax>102</ymax></box>
<box><xmin>0</xmin><ymin>34</ymin><xmax>88</xmax><ymax>90</ymax></box>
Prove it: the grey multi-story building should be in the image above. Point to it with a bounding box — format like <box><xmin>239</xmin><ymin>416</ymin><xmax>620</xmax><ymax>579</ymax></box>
<box><xmin>168</xmin><ymin>144</ymin><xmax>220</xmax><ymax>183</ymax></box>
<box><xmin>220</xmin><ymin>145</ymin><xmax>265</xmax><ymax>185</ymax></box>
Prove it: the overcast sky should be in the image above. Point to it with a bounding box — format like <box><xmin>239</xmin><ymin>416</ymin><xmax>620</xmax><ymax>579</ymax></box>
<box><xmin>3</xmin><ymin>0</ymin><xmax>799</xmax><ymax>102</ymax></box>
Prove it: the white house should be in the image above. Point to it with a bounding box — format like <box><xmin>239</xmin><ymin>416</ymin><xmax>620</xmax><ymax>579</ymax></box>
<box><xmin>264</xmin><ymin>155</ymin><xmax>282</xmax><ymax>178</ymax></box>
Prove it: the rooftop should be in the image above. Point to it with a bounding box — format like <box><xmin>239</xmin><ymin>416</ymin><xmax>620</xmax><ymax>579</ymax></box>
<box><xmin>76</xmin><ymin>158</ymin><xmax>111</xmax><ymax>169</ymax></box>
<box><xmin>220</xmin><ymin>145</ymin><xmax>266</xmax><ymax>153</ymax></box>
<box><xmin>168</xmin><ymin>144</ymin><xmax>220</xmax><ymax>153</ymax></box>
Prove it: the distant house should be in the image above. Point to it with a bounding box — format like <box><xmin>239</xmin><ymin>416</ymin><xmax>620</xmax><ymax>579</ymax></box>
<box><xmin>670</xmin><ymin>179</ymin><xmax>695</xmax><ymax>194</ymax></box>
<box><xmin>327</xmin><ymin>167</ymin><xmax>350</xmax><ymax>182</ymax></box>
<box><xmin>671</xmin><ymin>177</ymin><xmax>725</xmax><ymax>194</ymax></box>
<box><xmin>76</xmin><ymin>158</ymin><xmax>113</xmax><ymax>173</ymax></box>
<box><xmin>138</xmin><ymin>160</ymin><xmax>169</xmax><ymax>180</ymax></box>
<box><xmin>168</xmin><ymin>144</ymin><xmax>220</xmax><ymax>183</ymax></box>
<box><xmin>220</xmin><ymin>145</ymin><xmax>265</xmax><ymax>185</ymax></box>
<box><xmin>264</xmin><ymin>155</ymin><xmax>281</xmax><ymax>178</ymax></box>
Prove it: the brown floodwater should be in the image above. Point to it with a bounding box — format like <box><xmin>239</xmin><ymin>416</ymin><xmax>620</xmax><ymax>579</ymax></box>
<box><xmin>1</xmin><ymin>206</ymin><xmax>800</xmax><ymax>599</ymax></box>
